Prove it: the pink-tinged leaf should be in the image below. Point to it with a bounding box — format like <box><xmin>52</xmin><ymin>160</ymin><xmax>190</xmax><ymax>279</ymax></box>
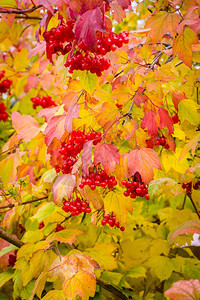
<box><xmin>141</xmin><ymin>111</ymin><xmax>159</xmax><ymax>136</ymax></box>
<box><xmin>128</xmin><ymin>148</ymin><xmax>161</xmax><ymax>184</ymax></box>
<box><xmin>44</xmin><ymin>115</ymin><xmax>66</xmax><ymax>146</ymax></box>
<box><xmin>24</xmin><ymin>75</ymin><xmax>39</xmax><ymax>93</ymax></box>
<box><xmin>37</xmin><ymin>0</ymin><xmax>54</xmax><ymax>14</ymax></box>
<box><xmin>179</xmin><ymin>134</ymin><xmax>200</xmax><ymax>161</ymax></box>
<box><xmin>134</xmin><ymin>89</ymin><xmax>148</xmax><ymax>107</ymax></box>
<box><xmin>158</xmin><ymin>108</ymin><xmax>174</xmax><ymax>134</ymax></box>
<box><xmin>75</xmin><ymin>7</ymin><xmax>105</xmax><ymax>50</ymax></box>
<box><xmin>117</xmin><ymin>0</ymin><xmax>131</xmax><ymax>9</ymax></box>
<box><xmin>11</xmin><ymin>112</ymin><xmax>40</xmax><ymax>142</ymax></box>
<box><xmin>64</xmin><ymin>104</ymin><xmax>79</xmax><ymax>133</ymax></box>
<box><xmin>29</xmin><ymin>41</ymin><xmax>46</xmax><ymax>58</ymax></box>
<box><xmin>171</xmin><ymin>92</ymin><xmax>186</xmax><ymax>111</ymax></box>
<box><xmin>168</xmin><ymin>219</ymin><xmax>200</xmax><ymax>245</ymax></box>
<box><xmin>39</xmin><ymin>58</ymin><xmax>49</xmax><ymax>73</ymax></box>
<box><xmin>173</xmin><ymin>27</ymin><xmax>198</xmax><ymax>68</ymax></box>
<box><xmin>1</xmin><ymin>13</ymin><xmax>15</xmax><ymax>27</ymax></box>
<box><xmin>40</xmin><ymin>73</ymin><xmax>54</xmax><ymax>90</ymax></box>
<box><xmin>53</xmin><ymin>174</ymin><xmax>76</xmax><ymax>205</ymax></box>
<box><xmin>177</xmin><ymin>6</ymin><xmax>200</xmax><ymax>35</ymax></box>
<box><xmin>94</xmin><ymin>143</ymin><xmax>120</xmax><ymax>174</ymax></box>
<box><xmin>37</xmin><ymin>106</ymin><xmax>60</xmax><ymax>123</ymax></box>
<box><xmin>62</xmin><ymin>91</ymin><xmax>79</xmax><ymax>110</ymax></box>
<box><xmin>165</xmin><ymin>279</ymin><xmax>200</xmax><ymax>300</ymax></box>
<box><xmin>110</xmin><ymin>0</ymin><xmax>125</xmax><ymax>22</ymax></box>
<box><xmin>82</xmin><ymin>140</ymin><xmax>93</xmax><ymax>176</ymax></box>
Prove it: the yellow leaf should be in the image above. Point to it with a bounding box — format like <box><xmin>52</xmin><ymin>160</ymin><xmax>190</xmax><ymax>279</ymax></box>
<box><xmin>104</xmin><ymin>190</ymin><xmax>133</xmax><ymax>225</ymax></box>
<box><xmin>84</xmin><ymin>243</ymin><xmax>118</xmax><ymax>271</ymax></box>
<box><xmin>178</xmin><ymin>99</ymin><xmax>200</xmax><ymax>126</ymax></box>
<box><xmin>13</xmin><ymin>48</ymin><xmax>29</xmax><ymax>72</ymax></box>
<box><xmin>46</xmin><ymin>229</ymin><xmax>84</xmax><ymax>245</ymax></box>
<box><xmin>161</xmin><ymin>148</ymin><xmax>189</xmax><ymax>174</ymax></box>
<box><xmin>42</xmin><ymin>290</ymin><xmax>66</xmax><ymax>300</ymax></box>
<box><xmin>78</xmin><ymin>70</ymin><xmax>97</xmax><ymax>96</ymax></box>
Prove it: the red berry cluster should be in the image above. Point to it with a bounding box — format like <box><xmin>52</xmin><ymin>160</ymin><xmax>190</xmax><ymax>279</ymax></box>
<box><xmin>156</xmin><ymin>137</ymin><xmax>169</xmax><ymax>149</ymax></box>
<box><xmin>8</xmin><ymin>250</ymin><xmax>18</xmax><ymax>267</ymax></box>
<box><xmin>0</xmin><ymin>102</ymin><xmax>8</xmax><ymax>122</ymax></box>
<box><xmin>182</xmin><ymin>180</ymin><xmax>200</xmax><ymax>194</ymax></box>
<box><xmin>31</xmin><ymin>96</ymin><xmax>56</xmax><ymax>109</ymax></box>
<box><xmin>56</xmin><ymin>130</ymin><xmax>102</xmax><ymax>174</ymax></box>
<box><xmin>101</xmin><ymin>213</ymin><xmax>125</xmax><ymax>231</ymax></box>
<box><xmin>62</xmin><ymin>197</ymin><xmax>91</xmax><ymax>216</ymax></box>
<box><xmin>79</xmin><ymin>168</ymin><xmax>117</xmax><ymax>190</ymax></box>
<box><xmin>94</xmin><ymin>31</ymin><xmax>129</xmax><ymax>54</ymax></box>
<box><xmin>0</xmin><ymin>70</ymin><xmax>12</xmax><ymax>94</ymax></box>
<box><xmin>65</xmin><ymin>53</ymin><xmax>110</xmax><ymax>77</ymax></box>
<box><xmin>43</xmin><ymin>20</ymin><xmax>75</xmax><ymax>62</ymax></box>
<box><xmin>122</xmin><ymin>172</ymin><xmax>150</xmax><ymax>200</ymax></box>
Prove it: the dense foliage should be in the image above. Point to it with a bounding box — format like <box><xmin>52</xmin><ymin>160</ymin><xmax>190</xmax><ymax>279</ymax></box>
<box><xmin>0</xmin><ymin>0</ymin><xmax>200</xmax><ymax>299</ymax></box>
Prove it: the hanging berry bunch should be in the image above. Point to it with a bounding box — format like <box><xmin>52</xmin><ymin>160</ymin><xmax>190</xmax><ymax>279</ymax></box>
<box><xmin>0</xmin><ymin>102</ymin><xmax>8</xmax><ymax>122</ymax></box>
<box><xmin>79</xmin><ymin>167</ymin><xmax>117</xmax><ymax>190</ymax></box>
<box><xmin>62</xmin><ymin>197</ymin><xmax>91</xmax><ymax>216</ymax></box>
<box><xmin>182</xmin><ymin>180</ymin><xmax>200</xmax><ymax>194</ymax></box>
<box><xmin>0</xmin><ymin>70</ymin><xmax>12</xmax><ymax>94</ymax></box>
<box><xmin>55</xmin><ymin>129</ymin><xmax>102</xmax><ymax>174</ymax></box>
<box><xmin>43</xmin><ymin>19</ymin><xmax>129</xmax><ymax>76</ymax></box>
<box><xmin>101</xmin><ymin>212</ymin><xmax>125</xmax><ymax>231</ymax></box>
<box><xmin>31</xmin><ymin>96</ymin><xmax>56</xmax><ymax>109</ymax></box>
<box><xmin>122</xmin><ymin>172</ymin><xmax>150</xmax><ymax>200</ymax></box>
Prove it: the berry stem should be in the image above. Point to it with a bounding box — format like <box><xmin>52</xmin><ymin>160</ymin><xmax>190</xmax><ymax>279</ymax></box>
<box><xmin>187</xmin><ymin>193</ymin><xmax>200</xmax><ymax>219</ymax></box>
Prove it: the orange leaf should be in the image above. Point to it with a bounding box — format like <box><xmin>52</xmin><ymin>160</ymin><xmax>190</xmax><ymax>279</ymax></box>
<box><xmin>165</xmin><ymin>279</ymin><xmax>200</xmax><ymax>300</ymax></box>
<box><xmin>11</xmin><ymin>112</ymin><xmax>40</xmax><ymax>142</ymax></box>
<box><xmin>52</xmin><ymin>174</ymin><xmax>76</xmax><ymax>205</ymax></box>
<box><xmin>80</xmin><ymin>185</ymin><xmax>104</xmax><ymax>210</ymax></box>
<box><xmin>94</xmin><ymin>143</ymin><xmax>120</xmax><ymax>174</ymax></box>
<box><xmin>179</xmin><ymin>133</ymin><xmax>200</xmax><ymax>161</ymax></box>
<box><xmin>46</xmin><ymin>229</ymin><xmax>84</xmax><ymax>245</ymax></box>
<box><xmin>128</xmin><ymin>148</ymin><xmax>161</xmax><ymax>184</ymax></box>
<box><xmin>173</xmin><ymin>27</ymin><xmax>198</xmax><ymax>68</ymax></box>
<box><xmin>145</xmin><ymin>11</ymin><xmax>179</xmax><ymax>43</ymax></box>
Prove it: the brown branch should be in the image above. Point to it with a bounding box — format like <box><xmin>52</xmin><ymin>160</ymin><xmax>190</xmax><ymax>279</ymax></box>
<box><xmin>0</xmin><ymin>228</ymin><xmax>24</xmax><ymax>248</ymax></box>
<box><xmin>0</xmin><ymin>196</ymin><xmax>48</xmax><ymax>210</ymax></box>
<box><xmin>15</xmin><ymin>15</ymin><xmax>42</xmax><ymax>20</ymax></box>
<box><xmin>187</xmin><ymin>194</ymin><xmax>200</xmax><ymax>219</ymax></box>
<box><xmin>0</xmin><ymin>5</ymin><xmax>42</xmax><ymax>15</ymax></box>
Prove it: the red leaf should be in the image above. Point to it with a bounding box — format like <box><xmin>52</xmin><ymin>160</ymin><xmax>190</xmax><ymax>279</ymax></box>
<box><xmin>117</xmin><ymin>0</ymin><xmax>131</xmax><ymax>9</ymax></box>
<box><xmin>64</xmin><ymin>104</ymin><xmax>79</xmax><ymax>133</ymax></box>
<box><xmin>168</xmin><ymin>219</ymin><xmax>200</xmax><ymax>245</ymax></box>
<box><xmin>94</xmin><ymin>143</ymin><xmax>120</xmax><ymax>174</ymax></box>
<box><xmin>82</xmin><ymin>140</ymin><xmax>93</xmax><ymax>176</ymax></box>
<box><xmin>75</xmin><ymin>7</ymin><xmax>105</xmax><ymax>50</ymax></box>
<box><xmin>53</xmin><ymin>174</ymin><xmax>76</xmax><ymax>205</ymax></box>
<box><xmin>128</xmin><ymin>148</ymin><xmax>161</xmax><ymax>184</ymax></box>
<box><xmin>44</xmin><ymin>115</ymin><xmax>66</xmax><ymax>146</ymax></box>
<box><xmin>165</xmin><ymin>279</ymin><xmax>200</xmax><ymax>300</ymax></box>
<box><xmin>158</xmin><ymin>108</ymin><xmax>174</xmax><ymax>134</ymax></box>
<box><xmin>141</xmin><ymin>111</ymin><xmax>158</xmax><ymax>136</ymax></box>
<box><xmin>171</xmin><ymin>92</ymin><xmax>186</xmax><ymax>111</ymax></box>
<box><xmin>11</xmin><ymin>112</ymin><xmax>40</xmax><ymax>142</ymax></box>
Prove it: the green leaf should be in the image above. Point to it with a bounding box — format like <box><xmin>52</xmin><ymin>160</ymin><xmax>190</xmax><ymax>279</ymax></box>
<box><xmin>78</xmin><ymin>70</ymin><xmax>97</xmax><ymax>95</ymax></box>
<box><xmin>0</xmin><ymin>245</ymin><xmax>18</xmax><ymax>258</ymax></box>
<box><xmin>149</xmin><ymin>256</ymin><xmax>175</xmax><ymax>281</ymax></box>
<box><xmin>30</xmin><ymin>202</ymin><xmax>56</xmax><ymax>222</ymax></box>
<box><xmin>178</xmin><ymin>100</ymin><xmax>200</xmax><ymax>126</ymax></box>
<box><xmin>0</xmin><ymin>269</ymin><xmax>14</xmax><ymax>288</ymax></box>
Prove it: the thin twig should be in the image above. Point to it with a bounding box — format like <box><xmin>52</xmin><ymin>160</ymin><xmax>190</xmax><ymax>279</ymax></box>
<box><xmin>0</xmin><ymin>196</ymin><xmax>48</xmax><ymax>210</ymax></box>
<box><xmin>187</xmin><ymin>194</ymin><xmax>200</xmax><ymax>219</ymax></box>
<box><xmin>0</xmin><ymin>5</ymin><xmax>42</xmax><ymax>15</ymax></box>
<box><xmin>0</xmin><ymin>228</ymin><xmax>24</xmax><ymax>248</ymax></box>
